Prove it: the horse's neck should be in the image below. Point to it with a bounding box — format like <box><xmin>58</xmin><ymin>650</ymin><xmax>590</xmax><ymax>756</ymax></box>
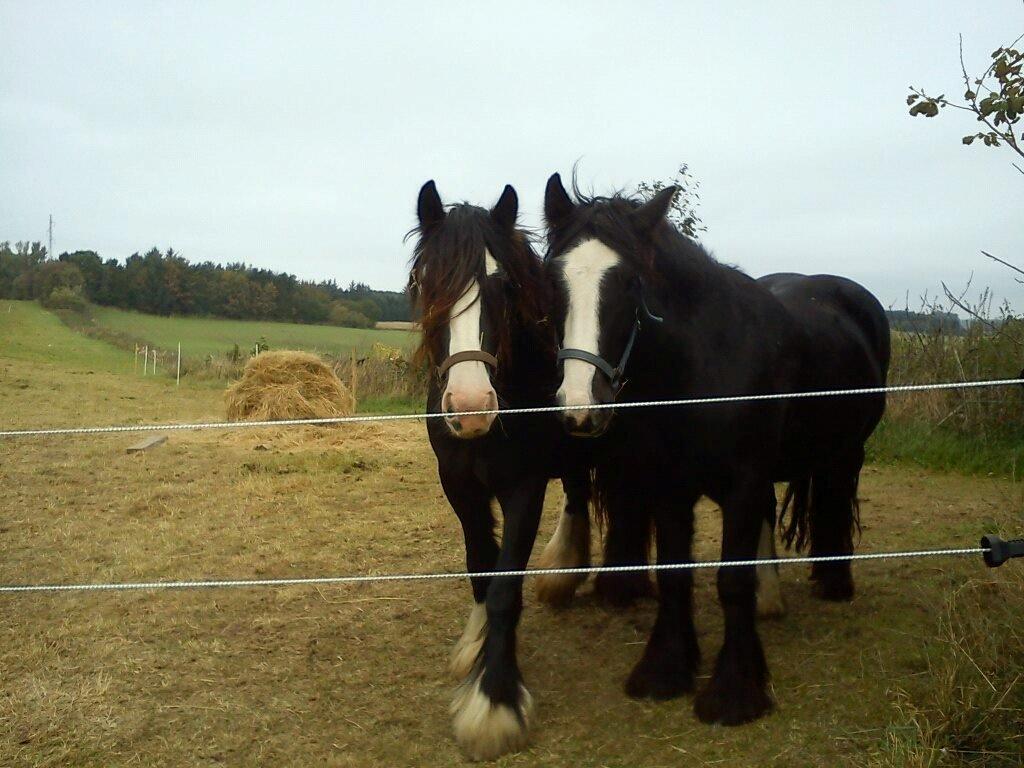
<box><xmin>498</xmin><ymin>323</ymin><xmax>556</xmax><ymax>405</ymax></box>
<box><xmin>653</xmin><ymin>241</ymin><xmax>770</xmax><ymax>318</ymax></box>
<box><xmin>633</xmin><ymin>252</ymin><xmax>793</xmax><ymax>393</ymax></box>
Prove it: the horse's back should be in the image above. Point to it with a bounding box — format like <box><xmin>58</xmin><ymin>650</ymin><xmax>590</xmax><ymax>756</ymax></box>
<box><xmin>759</xmin><ymin>272</ymin><xmax>890</xmax><ymax>472</ymax></box>
<box><xmin>759</xmin><ymin>272</ymin><xmax>890</xmax><ymax>384</ymax></box>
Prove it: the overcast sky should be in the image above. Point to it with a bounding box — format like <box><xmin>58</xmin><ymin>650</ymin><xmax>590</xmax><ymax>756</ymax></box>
<box><xmin>2</xmin><ymin>1</ymin><xmax>1022</xmax><ymax>312</ymax></box>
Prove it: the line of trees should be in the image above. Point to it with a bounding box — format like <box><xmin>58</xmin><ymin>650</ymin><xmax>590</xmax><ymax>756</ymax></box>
<box><xmin>0</xmin><ymin>242</ymin><xmax>411</xmax><ymax>326</ymax></box>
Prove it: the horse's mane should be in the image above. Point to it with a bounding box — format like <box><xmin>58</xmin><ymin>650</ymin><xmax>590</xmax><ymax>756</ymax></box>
<box><xmin>547</xmin><ymin>181</ymin><xmax>741</xmax><ymax>287</ymax></box>
<box><xmin>409</xmin><ymin>203</ymin><xmax>552</xmax><ymax>369</ymax></box>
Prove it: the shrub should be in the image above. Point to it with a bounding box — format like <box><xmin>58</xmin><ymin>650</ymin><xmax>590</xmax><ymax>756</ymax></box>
<box><xmin>328</xmin><ymin>300</ymin><xmax>373</xmax><ymax>328</ymax></box>
<box><xmin>41</xmin><ymin>286</ymin><xmax>90</xmax><ymax>314</ymax></box>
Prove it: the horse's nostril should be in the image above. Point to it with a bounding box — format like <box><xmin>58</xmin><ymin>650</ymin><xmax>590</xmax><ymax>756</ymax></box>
<box><xmin>563</xmin><ymin>412</ymin><xmax>589</xmax><ymax>431</ymax></box>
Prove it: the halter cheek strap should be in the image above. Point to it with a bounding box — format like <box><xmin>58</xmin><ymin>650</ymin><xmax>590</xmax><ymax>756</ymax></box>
<box><xmin>437</xmin><ymin>350</ymin><xmax>499</xmax><ymax>380</ymax></box>
<box><xmin>557</xmin><ymin>315</ymin><xmax>640</xmax><ymax>391</ymax></box>
<box><xmin>556</xmin><ymin>281</ymin><xmax>662</xmax><ymax>391</ymax></box>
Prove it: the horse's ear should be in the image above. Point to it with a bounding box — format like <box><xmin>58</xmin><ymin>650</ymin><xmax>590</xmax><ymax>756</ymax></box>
<box><xmin>632</xmin><ymin>185</ymin><xmax>678</xmax><ymax>234</ymax></box>
<box><xmin>491</xmin><ymin>184</ymin><xmax>518</xmax><ymax>230</ymax></box>
<box><xmin>417</xmin><ymin>180</ymin><xmax>445</xmax><ymax>230</ymax></box>
<box><xmin>544</xmin><ymin>173</ymin><xmax>574</xmax><ymax>227</ymax></box>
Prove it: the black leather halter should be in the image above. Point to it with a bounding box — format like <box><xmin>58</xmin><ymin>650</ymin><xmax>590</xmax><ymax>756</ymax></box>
<box><xmin>437</xmin><ymin>350</ymin><xmax>499</xmax><ymax>381</ymax></box>
<box><xmin>556</xmin><ymin>285</ymin><xmax>662</xmax><ymax>391</ymax></box>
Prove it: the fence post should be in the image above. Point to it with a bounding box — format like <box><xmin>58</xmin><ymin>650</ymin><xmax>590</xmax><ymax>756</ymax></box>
<box><xmin>134</xmin><ymin>344</ymin><xmax>139</xmax><ymax>374</ymax></box>
<box><xmin>152</xmin><ymin>348</ymin><xmax>157</xmax><ymax>376</ymax></box>
<box><xmin>350</xmin><ymin>347</ymin><xmax>358</xmax><ymax>410</ymax></box>
<box><xmin>143</xmin><ymin>345</ymin><xmax>148</xmax><ymax>375</ymax></box>
<box><xmin>176</xmin><ymin>342</ymin><xmax>181</xmax><ymax>386</ymax></box>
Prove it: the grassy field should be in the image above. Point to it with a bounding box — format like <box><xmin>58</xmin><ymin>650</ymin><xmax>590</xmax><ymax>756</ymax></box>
<box><xmin>0</xmin><ymin>301</ymin><xmax>139</xmax><ymax>373</ymax></box>
<box><xmin>1</xmin><ymin>301</ymin><xmax>1022</xmax><ymax>766</ymax></box>
<box><xmin>88</xmin><ymin>304</ymin><xmax>416</xmax><ymax>358</ymax></box>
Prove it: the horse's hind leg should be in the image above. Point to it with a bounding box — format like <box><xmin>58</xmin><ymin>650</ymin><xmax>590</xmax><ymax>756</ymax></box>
<box><xmin>451</xmin><ymin>474</ymin><xmax>546</xmax><ymax>761</ymax></box>
<box><xmin>809</xmin><ymin>448</ymin><xmax>863</xmax><ymax>602</ymax></box>
<box><xmin>594</xmin><ymin>490</ymin><xmax>654</xmax><ymax>607</ymax></box>
<box><xmin>536</xmin><ymin>473</ymin><xmax>591</xmax><ymax>607</ymax></box>
<box><xmin>625</xmin><ymin>487</ymin><xmax>700</xmax><ymax>700</ymax></box>
<box><xmin>756</xmin><ymin>500</ymin><xmax>787</xmax><ymax>620</ymax></box>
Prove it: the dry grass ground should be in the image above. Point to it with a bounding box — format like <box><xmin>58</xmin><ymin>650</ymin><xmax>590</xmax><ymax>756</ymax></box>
<box><xmin>1</xmin><ymin>303</ymin><xmax>1022</xmax><ymax>767</ymax></box>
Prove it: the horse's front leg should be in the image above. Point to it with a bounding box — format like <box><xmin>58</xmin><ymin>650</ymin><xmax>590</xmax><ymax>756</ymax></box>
<box><xmin>625</xmin><ymin>487</ymin><xmax>701</xmax><ymax>699</ymax></box>
<box><xmin>694</xmin><ymin>475</ymin><xmax>775</xmax><ymax>725</ymax></box>
<box><xmin>451</xmin><ymin>474</ymin><xmax>546</xmax><ymax>761</ymax></box>
<box><xmin>535</xmin><ymin>471</ymin><xmax>591</xmax><ymax>607</ymax></box>
<box><xmin>442</xmin><ymin>473</ymin><xmax>499</xmax><ymax>681</ymax></box>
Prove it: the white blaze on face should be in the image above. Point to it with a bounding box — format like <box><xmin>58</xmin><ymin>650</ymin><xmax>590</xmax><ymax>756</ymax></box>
<box><xmin>557</xmin><ymin>239</ymin><xmax>621</xmax><ymax>408</ymax></box>
<box><xmin>442</xmin><ymin>251</ymin><xmax>500</xmax><ymax>437</ymax></box>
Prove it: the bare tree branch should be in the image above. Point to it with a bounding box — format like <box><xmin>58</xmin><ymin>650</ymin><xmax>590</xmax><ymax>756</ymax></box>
<box><xmin>942</xmin><ymin>281</ymin><xmax>999</xmax><ymax>332</ymax></box>
<box><xmin>981</xmin><ymin>250</ymin><xmax>1024</xmax><ymax>284</ymax></box>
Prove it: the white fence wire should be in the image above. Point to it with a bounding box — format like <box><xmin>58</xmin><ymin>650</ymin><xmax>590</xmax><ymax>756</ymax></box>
<box><xmin>1</xmin><ymin>377</ymin><xmax>1022</xmax><ymax>438</ymax></box>
<box><xmin>0</xmin><ymin>547</ymin><xmax>989</xmax><ymax>594</ymax></box>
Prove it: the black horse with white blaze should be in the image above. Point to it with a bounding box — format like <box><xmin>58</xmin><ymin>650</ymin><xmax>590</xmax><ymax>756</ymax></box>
<box><xmin>410</xmin><ymin>181</ymin><xmax>609</xmax><ymax>760</ymax></box>
<box><xmin>543</xmin><ymin>173</ymin><xmax>889</xmax><ymax>724</ymax></box>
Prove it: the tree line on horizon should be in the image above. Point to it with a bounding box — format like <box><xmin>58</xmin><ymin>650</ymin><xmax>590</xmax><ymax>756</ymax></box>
<box><xmin>0</xmin><ymin>241</ymin><xmax>990</xmax><ymax>338</ymax></box>
<box><xmin>0</xmin><ymin>241</ymin><xmax>411</xmax><ymax>327</ymax></box>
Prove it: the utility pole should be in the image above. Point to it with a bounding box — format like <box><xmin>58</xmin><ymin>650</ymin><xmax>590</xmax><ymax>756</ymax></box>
<box><xmin>48</xmin><ymin>214</ymin><xmax>54</xmax><ymax>259</ymax></box>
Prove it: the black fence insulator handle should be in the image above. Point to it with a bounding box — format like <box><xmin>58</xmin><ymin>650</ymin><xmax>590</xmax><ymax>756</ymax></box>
<box><xmin>980</xmin><ymin>535</ymin><xmax>1024</xmax><ymax>568</ymax></box>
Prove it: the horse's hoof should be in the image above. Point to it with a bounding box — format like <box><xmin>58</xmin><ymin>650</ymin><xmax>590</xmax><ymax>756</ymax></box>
<box><xmin>625</xmin><ymin>654</ymin><xmax>696</xmax><ymax>700</ymax></box>
<box><xmin>534</xmin><ymin>512</ymin><xmax>589</xmax><ymax>608</ymax></box>
<box><xmin>694</xmin><ymin>675</ymin><xmax>773</xmax><ymax>725</ymax></box>
<box><xmin>535</xmin><ymin>571</ymin><xmax>586</xmax><ymax>608</ymax></box>
<box><xmin>594</xmin><ymin>570</ymin><xmax>654</xmax><ymax>608</ymax></box>
<box><xmin>812</xmin><ymin>570</ymin><xmax>855</xmax><ymax>602</ymax></box>
<box><xmin>451</xmin><ymin>675</ymin><xmax>533</xmax><ymax>761</ymax></box>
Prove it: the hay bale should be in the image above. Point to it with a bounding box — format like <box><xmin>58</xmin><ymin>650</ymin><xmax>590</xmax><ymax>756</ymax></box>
<box><xmin>225</xmin><ymin>351</ymin><xmax>355</xmax><ymax>422</ymax></box>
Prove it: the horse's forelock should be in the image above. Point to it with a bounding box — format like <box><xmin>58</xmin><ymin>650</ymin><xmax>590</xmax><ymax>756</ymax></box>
<box><xmin>412</xmin><ymin>206</ymin><xmax>551</xmax><ymax>370</ymax></box>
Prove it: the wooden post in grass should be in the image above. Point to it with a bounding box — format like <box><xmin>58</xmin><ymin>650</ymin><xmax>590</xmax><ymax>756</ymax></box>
<box><xmin>350</xmin><ymin>347</ymin><xmax>358</xmax><ymax>410</ymax></box>
<box><xmin>152</xmin><ymin>348</ymin><xmax>157</xmax><ymax>376</ymax></box>
<box><xmin>176</xmin><ymin>342</ymin><xmax>181</xmax><ymax>386</ymax></box>
<box><xmin>143</xmin><ymin>345</ymin><xmax>148</xmax><ymax>375</ymax></box>
<box><xmin>134</xmin><ymin>344</ymin><xmax>139</xmax><ymax>373</ymax></box>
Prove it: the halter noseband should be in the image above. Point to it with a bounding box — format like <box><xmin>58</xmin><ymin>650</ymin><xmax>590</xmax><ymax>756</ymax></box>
<box><xmin>437</xmin><ymin>350</ymin><xmax>499</xmax><ymax>381</ymax></box>
<box><xmin>556</xmin><ymin>283</ymin><xmax>662</xmax><ymax>392</ymax></box>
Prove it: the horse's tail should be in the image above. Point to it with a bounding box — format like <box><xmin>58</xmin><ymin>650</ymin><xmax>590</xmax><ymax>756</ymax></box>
<box><xmin>779</xmin><ymin>470</ymin><xmax>862</xmax><ymax>553</ymax></box>
<box><xmin>779</xmin><ymin>473</ymin><xmax>812</xmax><ymax>552</ymax></box>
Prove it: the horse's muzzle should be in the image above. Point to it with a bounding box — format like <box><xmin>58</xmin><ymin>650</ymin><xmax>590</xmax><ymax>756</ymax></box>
<box><xmin>560</xmin><ymin>408</ymin><xmax>611</xmax><ymax>438</ymax></box>
<box><xmin>443</xmin><ymin>389</ymin><xmax>498</xmax><ymax>439</ymax></box>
